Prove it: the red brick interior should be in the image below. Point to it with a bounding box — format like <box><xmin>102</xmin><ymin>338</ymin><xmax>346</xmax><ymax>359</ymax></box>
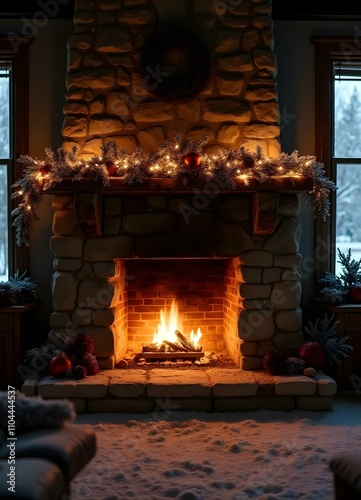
<box><xmin>111</xmin><ymin>258</ymin><xmax>243</xmax><ymax>356</ymax></box>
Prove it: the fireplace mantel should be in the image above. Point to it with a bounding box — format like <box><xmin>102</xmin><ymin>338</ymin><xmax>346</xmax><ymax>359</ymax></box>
<box><xmin>42</xmin><ymin>177</ymin><xmax>313</xmax><ymax>195</ymax></box>
<box><xmin>43</xmin><ymin>177</ymin><xmax>312</xmax><ymax>237</ymax></box>
<box><xmin>44</xmin><ymin>177</ymin><xmax>312</xmax><ymax>237</ymax></box>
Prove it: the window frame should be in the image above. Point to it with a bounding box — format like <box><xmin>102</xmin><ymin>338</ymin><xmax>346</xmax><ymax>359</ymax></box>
<box><xmin>0</xmin><ymin>35</ymin><xmax>30</xmax><ymax>276</ymax></box>
<box><xmin>311</xmin><ymin>36</ymin><xmax>361</xmax><ymax>283</ymax></box>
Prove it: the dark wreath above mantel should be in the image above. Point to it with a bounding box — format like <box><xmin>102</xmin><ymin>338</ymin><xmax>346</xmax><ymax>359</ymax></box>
<box><xmin>139</xmin><ymin>27</ymin><xmax>213</xmax><ymax>103</ymax></box>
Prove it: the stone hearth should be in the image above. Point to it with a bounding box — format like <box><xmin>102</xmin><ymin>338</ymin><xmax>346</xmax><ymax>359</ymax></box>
<box><xmin>22</xmin><ymin>369</ymin><xmax>337</xmax><ymax>413</ymax></box>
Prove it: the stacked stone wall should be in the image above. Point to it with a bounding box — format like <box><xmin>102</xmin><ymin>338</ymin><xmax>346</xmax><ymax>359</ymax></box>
<box><xmin>63</xmin><ymin>0</ymin><xmax>280</xmax><ymax>157</ymax></box>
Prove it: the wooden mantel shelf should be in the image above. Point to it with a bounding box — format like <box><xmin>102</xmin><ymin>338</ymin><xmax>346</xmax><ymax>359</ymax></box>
<box><xmin>42</xmin><ymin>176</ymin><xmax>313</xmax><ymax>195</ymax></box>
<box><xmin>42</xmin><ymin>177</ymin><xmax>313</xmax><ymax>237</ymax></box>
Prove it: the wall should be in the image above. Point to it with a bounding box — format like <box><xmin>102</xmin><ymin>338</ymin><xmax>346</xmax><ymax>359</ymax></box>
<box><xmin>274</xmin><ymin>19</ymin><xmax>361</xmax><ymax>315</ymax></box>
<box><xmin>62</xmin><ymin>0</ymin><xmax>280</xmax><ymax>158</ymax></box>
<box><xmin>3</xmin><ymin>16</ymin><xmax>359</xmax><ymax>342</ymax></box>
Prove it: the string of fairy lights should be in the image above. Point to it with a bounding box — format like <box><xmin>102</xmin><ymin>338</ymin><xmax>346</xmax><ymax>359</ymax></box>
<box><xmin>11</xmin><ymin>135</ymin><xmax>336</xmax><ymax>246</ymax></box>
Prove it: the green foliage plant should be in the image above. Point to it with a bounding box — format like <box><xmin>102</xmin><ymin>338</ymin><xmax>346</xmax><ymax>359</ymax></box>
<box><xmin>0</xmin><ymin>270</ymin><xmax>38</xmax><ymax>306</ymax></box>
<box><xmin>319</xmin><ymin>248</ymin><xmax>361</xmax><ymax>303</ymax></box>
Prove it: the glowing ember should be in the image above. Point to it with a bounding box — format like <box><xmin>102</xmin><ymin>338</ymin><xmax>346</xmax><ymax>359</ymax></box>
<box><xmin>152</xmin><ymin>298</ymin><xmax>202</xmax><ymax>349</ymax></box>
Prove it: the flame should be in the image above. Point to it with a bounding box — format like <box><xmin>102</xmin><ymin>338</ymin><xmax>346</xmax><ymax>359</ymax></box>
<box><xmin>190</xmin><ymin>328</ymin><xmax>202</xmax><ymax>347</ymax></box>
<box><xmin>152</xmin><ymin>298</ymin><xmax>202</xmax><ymax>348</ymax></box>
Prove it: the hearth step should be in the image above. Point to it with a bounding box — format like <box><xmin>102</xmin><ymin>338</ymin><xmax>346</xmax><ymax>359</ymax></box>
<box><xmin>21</xmin><ymin>369</ymin><xmax>338</xmax><ymax>414</ymax></box>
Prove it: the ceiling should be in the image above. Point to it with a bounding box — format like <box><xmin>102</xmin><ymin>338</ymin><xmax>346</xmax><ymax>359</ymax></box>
<box><xmin>0</xmin><ymin>0</ymin><xmax>360</xmax><ymax>20</ymax></box>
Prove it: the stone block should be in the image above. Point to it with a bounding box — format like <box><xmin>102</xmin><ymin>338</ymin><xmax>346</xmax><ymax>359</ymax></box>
<box><xmin>270</xmin><ymin>282</ymin><xmax>301</xmax><ymax>310</ymax></box>
<box><xmin>238</xmin><ymin>309</ymin><xmax>275</xmax><ymax>341</ymax></box>
<box><xmin>316</xmin><ymin>372</ymin><xmax>337</xmax><ymax>396</ymax></box>
<box><xmin>21</xmin><ymin>378</ymin><xmax>39</xmax><ymax>397</ymax></box>
<box><xmin>252</xmin><ymin>371</ymin><xmax>275</xmax><ymax>394</ymax></box>
<box><xmin>206</xmin><ymin>368</ymin><xmax>258</xmax><ymax>396</ymax></box>
<box><xmin>87</xmin><ymin>398</ymin><xmax>154</xmax><ymax>413</ymax></box>
<box><xmin>242</xmin><ymin>357</ymin><xmax>264</xmax><ymax>370</ymax></box>
<box><xmin>68</xmin><ymin>398</ymin><xmax>86</xmax><ymax>414</ymax></box>
<box><xmin>147</xmin><ymin>369</ymin><xmax>211</xmax><ymax>397</ymax></box>
<box><xmin>214</xmin><ymin>396</ymin><xmax>295</xmax><ymax>412</ymax></box>
<box><xmin>37</xmin><ymin>374</ymin><xmax>109</xmax><ymax>398</ymax></box>
<box><xmin>50</xmin><ymin>236</ymin><xmax>83</xmax><ymax>258</ymax></box>
<box><xmin>108</xmin><ymin>370</ymin><xmax>147</xmax><ymax>397</ymax></box>
<box><xmin>83</xmin><ymin>236</ymin><xmax>133</xmax><ymax>260</ymax></box>
<box><xmin>81</xmin><ymin>326</ymin><xmax>115</xmax><ymax>358</ymax></box>
<box><xmin>274</xmin><ymin>376</ymin><xmax>317</xmax><ymax>396</ymax></box>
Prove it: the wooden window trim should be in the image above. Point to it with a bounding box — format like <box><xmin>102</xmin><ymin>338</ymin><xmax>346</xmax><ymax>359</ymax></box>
<box><xmin>311</xmin><ymin>36</ymin><xmax>361</xmax><ymax>281</ymax></box>
<box><xmin>0</xmin><ymin>35</ymin><xmax>32</xmax><ymax>274</ymax></box>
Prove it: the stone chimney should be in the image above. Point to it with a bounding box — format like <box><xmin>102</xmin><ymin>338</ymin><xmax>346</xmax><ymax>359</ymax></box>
<box><xmin>62</xmin><ymin>0</ymin><xmax>280</xmax><ymax>157</ymax></box>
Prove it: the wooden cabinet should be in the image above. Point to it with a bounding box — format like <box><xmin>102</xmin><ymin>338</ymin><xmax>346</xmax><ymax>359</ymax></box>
<box><xmin>310</xmin><ymin>299</ymin><xmax>361</xmax><ymax>392</ymax></box>
<box><xmin>0</xmin><ymin>302</ymin><xmax>40</xmax><ymax>389</ymax></box>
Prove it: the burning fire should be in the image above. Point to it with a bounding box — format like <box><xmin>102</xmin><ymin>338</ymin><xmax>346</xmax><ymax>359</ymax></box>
<box><xmin>152</xmin><ymin>298</ymin><xmax>202</xmax><ymax>348</ymax></box>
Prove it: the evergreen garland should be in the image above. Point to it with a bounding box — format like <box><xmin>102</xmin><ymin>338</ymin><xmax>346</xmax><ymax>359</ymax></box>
<box><xmin>319</xmin><ymin>248</ymin><xmax>361</xmax><ymax>303</ymax></box>
<box><xmin>11</xmin><ymin>136</ymin><xmax>337</xmax><ymax>246</ymax></box>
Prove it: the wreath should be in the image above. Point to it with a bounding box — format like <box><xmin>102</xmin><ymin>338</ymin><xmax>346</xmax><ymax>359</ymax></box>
<box><xmin>139</xmin><ymin>27</ymin><xmax>213</xmax><ymax>103</ymax></box>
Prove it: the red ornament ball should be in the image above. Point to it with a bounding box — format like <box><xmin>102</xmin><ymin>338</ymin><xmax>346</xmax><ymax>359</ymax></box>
<box><xmin>183</xmin><ymin>152</ymin><xmax>201</xmax><ymax>169</ymax></box>
<box><xmin>105</xmin><ymin>161</ymin><xmax>117</xmax><ymax>176</ymax></box>
<box><xmin>48</xmin><ymin>354</ymin><xmax>72</xmax><ymax>378</ymax></box>
<box><xmin>40</xmin><ymin>164</ymin><xmax>51</xmax><ymax>176</ymax></box>
<box><xmin>243</xmin><ymin>155</ymin><xmax>255</xmax><ymax>169</ymax></box>
<box><xmin>298</xmin><ymin>341</ymin><xmax>325</xmax><ymax>369</ymax></box>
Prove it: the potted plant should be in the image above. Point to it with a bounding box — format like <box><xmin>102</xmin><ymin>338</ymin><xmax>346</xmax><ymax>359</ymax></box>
<box><xmin>319</xmin><ymin>248</ymin><xmax>361</xmax><ymax>303</ymax></box>
<box><xmin>0</xmin><ymin>271</ymin><xmax>38</xmax><ymax>307</ymax></box>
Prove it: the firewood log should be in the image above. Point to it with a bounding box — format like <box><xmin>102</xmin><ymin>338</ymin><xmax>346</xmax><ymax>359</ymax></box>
<box><xmin>164</xmin><ymin>340</ymin><xmax>187</xmax><ymax>352</ymax></box>
<box><xmin>175</xmin><ymin>330</ymin><xmax>202</xmax><ymax>351</ymax></box>
<box><xmin>175</xmin><ymin>330</ymin><xmax>195</xmax><ymax>351</ymax></box>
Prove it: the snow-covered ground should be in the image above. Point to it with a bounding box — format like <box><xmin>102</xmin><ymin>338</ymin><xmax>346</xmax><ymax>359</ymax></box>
<box><xmin>72</xmin><ymin>394</ymin><xmax>361</xmax><ymax>500</ymax></box>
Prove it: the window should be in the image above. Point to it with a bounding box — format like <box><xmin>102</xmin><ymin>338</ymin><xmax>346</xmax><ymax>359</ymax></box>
<box><xmin>333</xmin><ymin>62</ymin><xmax>361</xmax><ymax>274</ymax></box>
<box><xmin>0</xmin><ymin>61</ymin><xmax>11</xmax><ymax>280</ymax></box>
<box><xmin>312</xmin><ymin>37</ymin><xmax>361</xmax><ymax>281</ymax></box>
<box><xmin>0</xmin><ymin>36</ymin><xmax>30</xmax><ymax>279</ymax></box>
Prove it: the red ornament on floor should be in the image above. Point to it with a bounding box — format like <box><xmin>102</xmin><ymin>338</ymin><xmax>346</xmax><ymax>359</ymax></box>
<box><xmin>183</xmin><ymin>152</ymin><xmax>201</xmax><ymax>169</ymax></box>
<box><xmin>48</xmin><ymin>354</ymin><xmax>72</xmax><ymax>378</ymax></box>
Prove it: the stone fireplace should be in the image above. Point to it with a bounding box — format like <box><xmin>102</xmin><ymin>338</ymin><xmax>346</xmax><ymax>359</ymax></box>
<box><xmin>47</xmin><ymin>0</ymin><xmax>303</xmax><ymax>371</ymax></box>
<box><xmin>49</xmin><ymin>185</ymin><xmax>306</xmax><ymax>371</ymax></box>
<box><xmin>21</xmin><ymin>0</ymin><xmax>338</xmax><ymax>412</ymax></box>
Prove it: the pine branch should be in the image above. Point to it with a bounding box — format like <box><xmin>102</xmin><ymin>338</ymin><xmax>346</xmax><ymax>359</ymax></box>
<box><xmin>302</xmin><ymin>313</ymin><xmax>353</xmax><ymax>365</ymax></box>
<box><xmin>10</xmin><ymin>138</ymin><xmax>337</xmax><ymax>245</ymax></box>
